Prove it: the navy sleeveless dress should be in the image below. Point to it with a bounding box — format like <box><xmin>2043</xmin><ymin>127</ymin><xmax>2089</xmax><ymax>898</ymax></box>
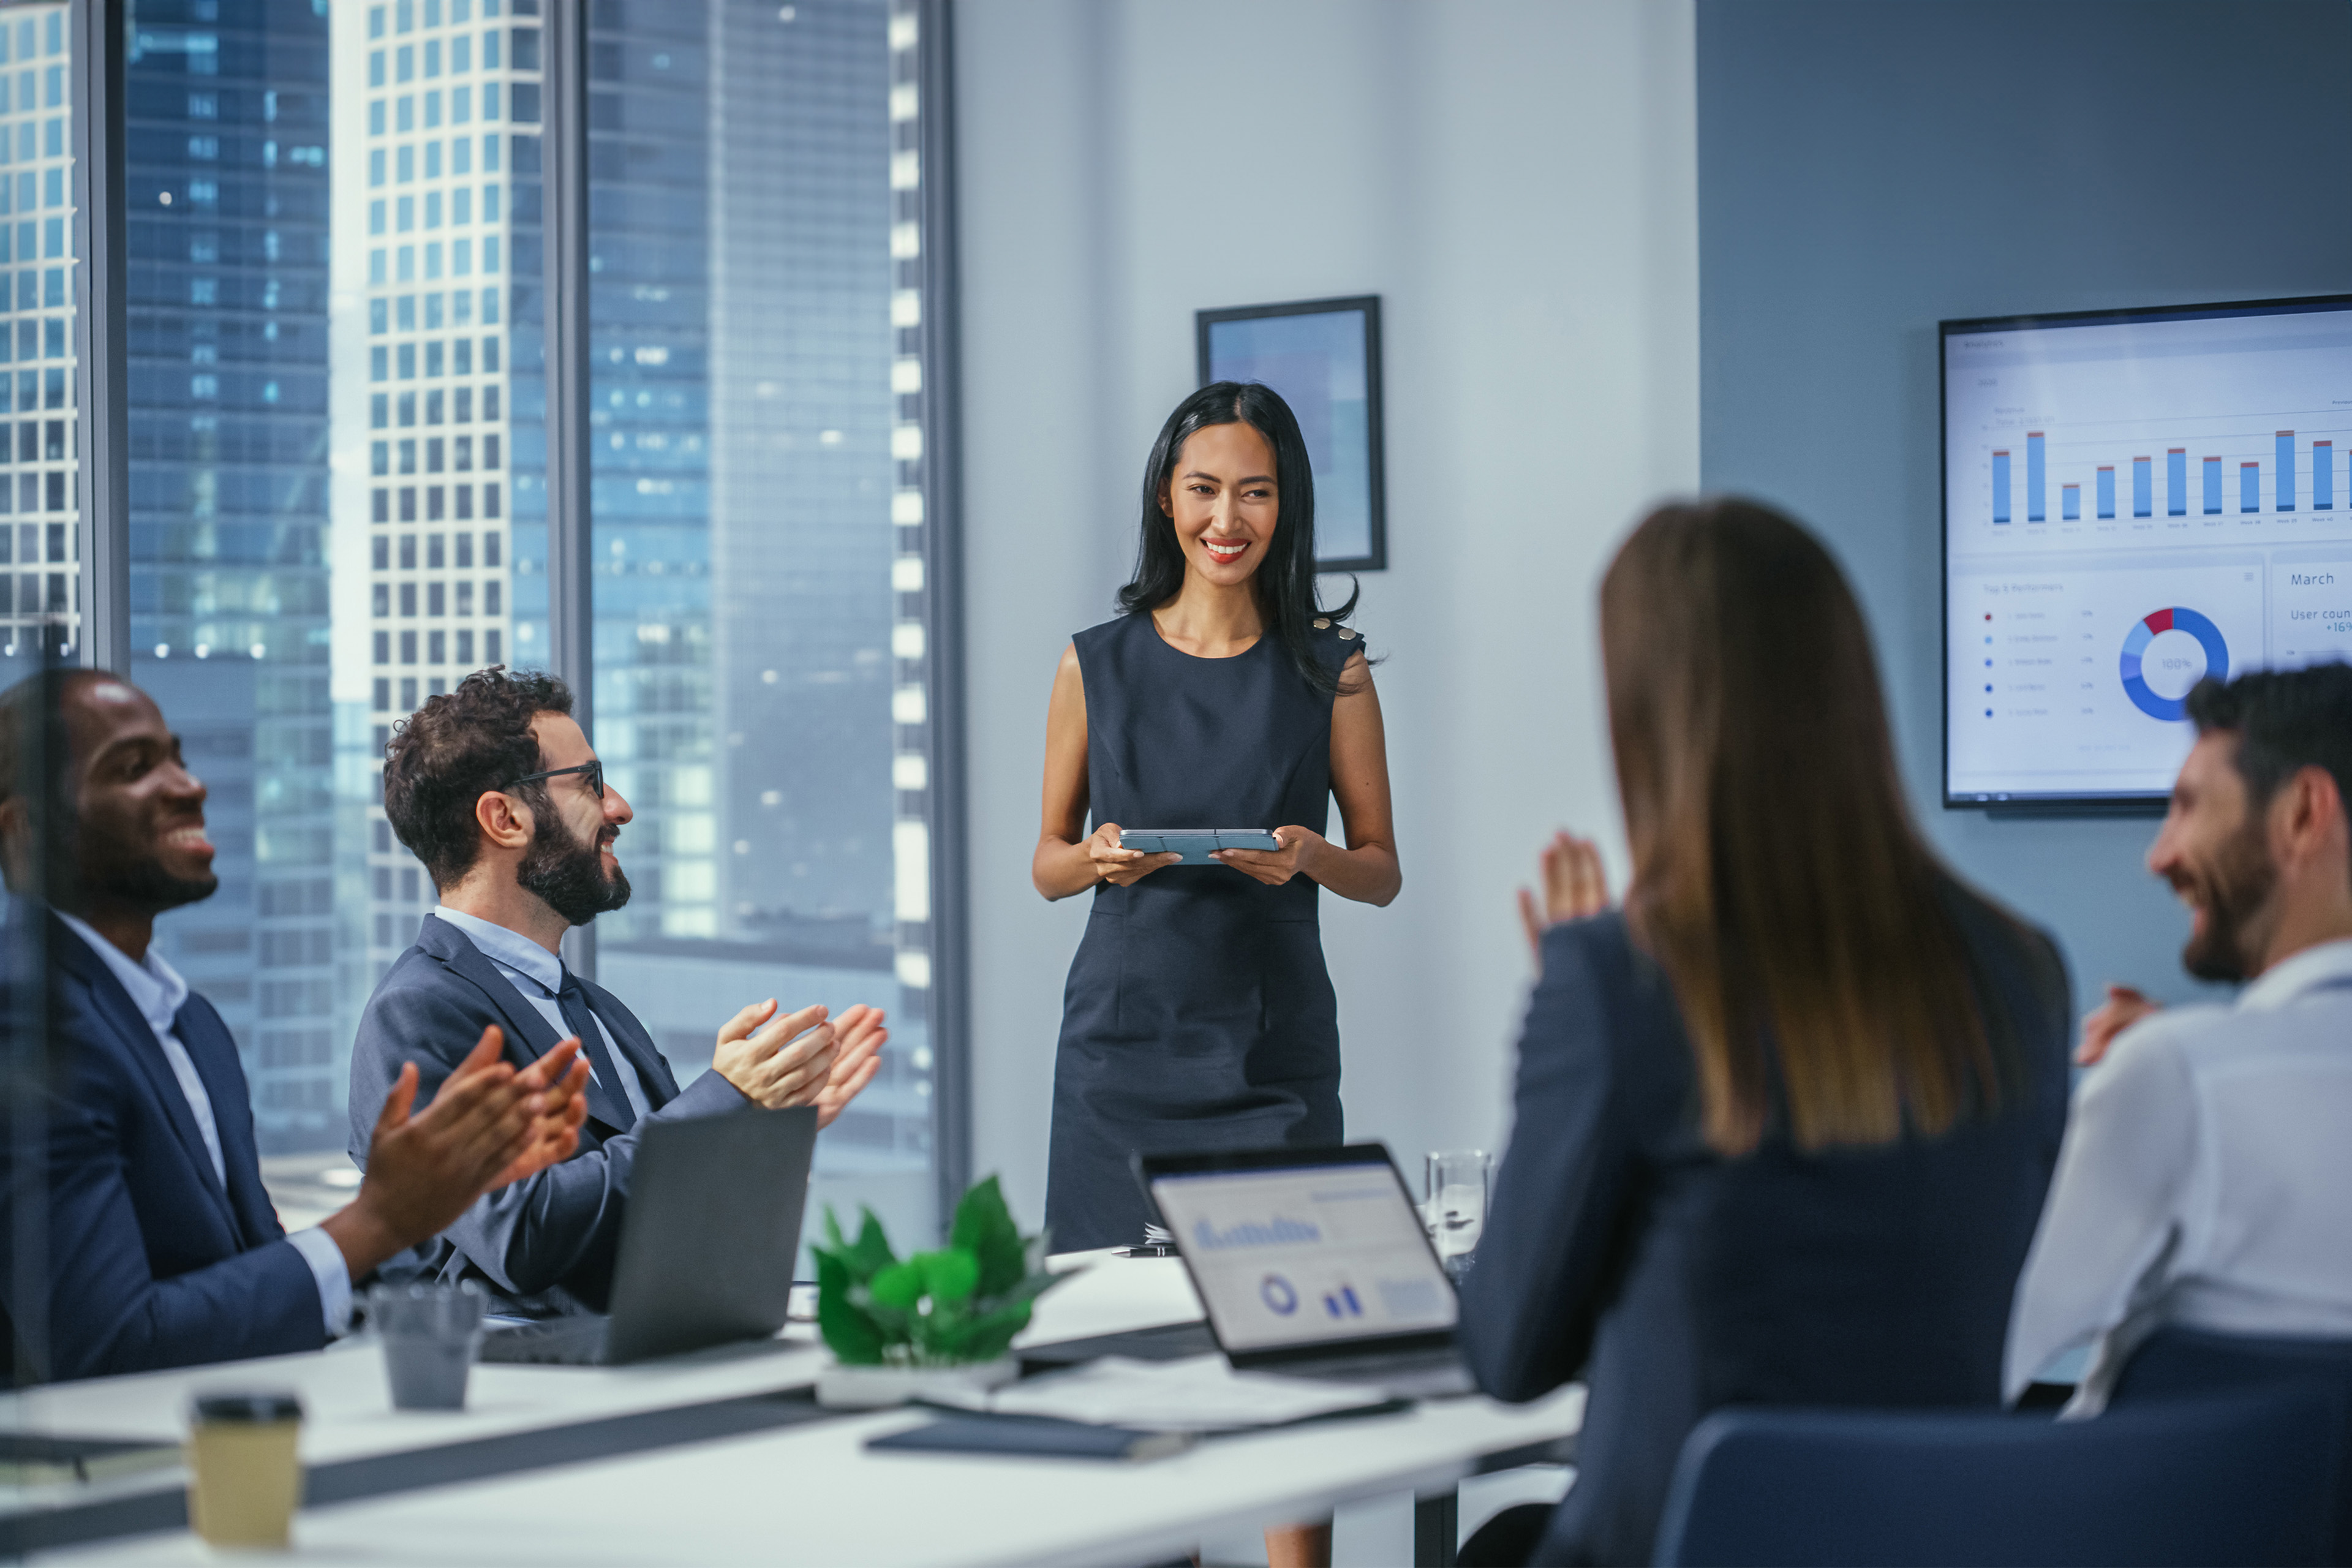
<box><xmin>1046</xmin><ymin>611</ymin><xmax>1359</xmax><ymax>1251</ymax></box>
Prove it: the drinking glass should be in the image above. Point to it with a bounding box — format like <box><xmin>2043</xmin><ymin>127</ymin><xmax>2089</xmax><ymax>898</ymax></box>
<box><xmin>371</xmin><ymin>1281</ymin><xmax>489</xmax><ymax>1411</ymax></box>
<box><xmin>1426</xmin><ymin>1150</ymin><xmax>1491</xmax><ymax>1281</ymax></box>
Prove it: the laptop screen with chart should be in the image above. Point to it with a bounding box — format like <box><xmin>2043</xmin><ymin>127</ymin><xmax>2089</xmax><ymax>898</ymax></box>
<box><xmin>1943</xmin><ymin>295</ymin><xmax>2352</xmax><ymax>805</ymax></box>
<box><xmin>1145</xmin><ymin>1148</ymin><xmax>1456</xmax><ymax>1355</ymax></box>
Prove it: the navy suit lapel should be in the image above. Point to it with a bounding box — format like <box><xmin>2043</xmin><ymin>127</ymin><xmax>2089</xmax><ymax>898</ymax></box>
<box><xmin>415</xmin><ymin>914</ymin><xmax>568</xmax><ymax>1066</ymax></box>
<box><xmin>579</xmin><ymin>978</ymin><xmax>680</xmax><ymax>1110</ymax></box>
<box><xmin>175</xmin><ymin>993</ymin><xmax>282</xmax><ymax>1251</ymax></box>
<box><xmin>47</xmin><ymin>917</ymin><xmax>240</xmax><ymax>1232</ymax></box>
<box><xmin>415</xmin><ymin>915</ymin><xmax>635</xmax><ymax>1131</ymax></box>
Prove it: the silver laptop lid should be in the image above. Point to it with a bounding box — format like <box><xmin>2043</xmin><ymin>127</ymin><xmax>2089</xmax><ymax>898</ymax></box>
<box><xmin>603</xmin><ymin>1106</ymin><xmax>817</xmax><ymax>1363</ymax></box>
<box><xmin>1144</xmin><ymin>1144</ymin><xmax>1457</xmax><ymax>1359</ymax></box>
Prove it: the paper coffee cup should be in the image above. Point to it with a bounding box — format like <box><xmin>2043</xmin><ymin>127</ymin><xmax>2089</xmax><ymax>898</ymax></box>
<box><xmin>186</xmin><ymin>1392</ymin><xmax>304</xmax><ymax>1550</ymax></box>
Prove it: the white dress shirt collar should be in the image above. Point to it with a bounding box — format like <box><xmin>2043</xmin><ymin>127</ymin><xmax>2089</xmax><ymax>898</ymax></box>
<box><xmin>429</xmin><ymin>905</ymin><xmax>566</xmax><ymax>996</ymax></box>
<box><xmin>54</xmin><ymin>910</ymin><xmax>190</xmax><ymax>1036</ymax></box>
<box><xmin>2238</xmin><ymin>934</ymin><xmax>2352</xmax><ymax>1012</ymax></box>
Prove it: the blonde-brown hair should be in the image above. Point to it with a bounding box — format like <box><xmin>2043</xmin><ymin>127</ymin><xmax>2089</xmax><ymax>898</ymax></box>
<box><xmin>1602</xmin><ymin>499</ymin><xmax>2007</xmax><ymax>1156</ymax></box>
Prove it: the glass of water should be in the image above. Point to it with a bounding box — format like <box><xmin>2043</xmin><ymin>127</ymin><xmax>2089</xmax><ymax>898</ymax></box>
<box><xmin>1426</xmin><ymin>1150</ymin><xmax>1491</xmax><ymax>1281</ymax></box>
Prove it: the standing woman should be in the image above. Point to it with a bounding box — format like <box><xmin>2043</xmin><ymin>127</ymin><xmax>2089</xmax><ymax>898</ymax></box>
<box><xmin>1034</xmin><ymin>382</ymin><xmax>1401</xmax><ymax>1252</ymax></box>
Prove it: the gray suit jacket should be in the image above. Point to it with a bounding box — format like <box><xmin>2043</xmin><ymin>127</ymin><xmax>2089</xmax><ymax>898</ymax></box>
<box><xmin>347</xmin><ymin>913</ymin><xmax>746</xmax><ymax>1316</ymax></box>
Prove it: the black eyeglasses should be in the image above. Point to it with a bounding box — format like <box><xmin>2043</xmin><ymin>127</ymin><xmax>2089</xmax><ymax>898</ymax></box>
<box><xmin>502</xmin><ymin>760</ymin><xmax>605</xmax><ymax>799</ymax></box>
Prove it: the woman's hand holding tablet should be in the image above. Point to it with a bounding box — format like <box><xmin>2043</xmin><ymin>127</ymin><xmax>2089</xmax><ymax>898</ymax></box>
<box><xmin>1209</xmin><ymin>826</ymin><xmax>1322</xmax><ymax>886</ymax></box>
<box><xmin>1086</xmin><ymin>823</ymin><xmax>1182</xmax><ymax>886</ymax></box>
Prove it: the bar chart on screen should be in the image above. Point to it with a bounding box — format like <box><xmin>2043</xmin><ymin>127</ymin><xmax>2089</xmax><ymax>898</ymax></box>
<box><xmin>1945</xmin><ymin>299</ymin><xmax>2352</xmax><ymax>801</ymax></box>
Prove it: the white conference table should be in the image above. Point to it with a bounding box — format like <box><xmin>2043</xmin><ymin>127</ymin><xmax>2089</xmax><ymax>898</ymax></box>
<box><xmin>10</xmin><ymin>1253</ymin><xmax>1583</xmax><ymax>1567</ymax></box>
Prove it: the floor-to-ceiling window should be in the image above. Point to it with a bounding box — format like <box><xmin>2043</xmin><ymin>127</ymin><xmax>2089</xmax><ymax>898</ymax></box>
<box><xmin>43</xmin><ymin>0</ymin><xmax>962</xmax><ymax>1240</ymax></box>
<box><xmin>582</xmin><ymin>0</ymin><xmax>948</xmax><ymax>1247</ymax></box>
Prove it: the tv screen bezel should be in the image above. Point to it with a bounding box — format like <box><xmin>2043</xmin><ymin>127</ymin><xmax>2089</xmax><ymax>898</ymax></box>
<box><xmin>1939</xmin><ymin>291</ymin><xmax>2352</xmax><ymax>815</ymax></box>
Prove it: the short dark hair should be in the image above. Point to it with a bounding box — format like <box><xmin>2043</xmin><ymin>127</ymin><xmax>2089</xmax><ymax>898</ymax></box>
<box><xmin>2187</xmin><ymin>663</ymin><xmax>2352</xmax><ymax>817</ymax></box>
<box><xmin>383</xmin><ymin>666</ymin><xmax>572</xmax><ymax>889</ymax></box>
<box><xmin>0</xmin><ymin>668</ymin><xmax>102</xmax><ymax>812</ymax></box>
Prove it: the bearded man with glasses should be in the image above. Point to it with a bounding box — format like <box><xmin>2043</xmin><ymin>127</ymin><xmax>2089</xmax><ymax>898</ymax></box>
<box><xmin>349</xmin><ymin>667</ymin><xmax>886</xmax><ymax>1319</ymax></box>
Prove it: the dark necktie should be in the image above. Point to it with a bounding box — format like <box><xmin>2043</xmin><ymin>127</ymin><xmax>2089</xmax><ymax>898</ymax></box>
<box><xmin>555</xmin><ymin>970</ymin><xmax>636</xmax><ymax>1131</ymax></box>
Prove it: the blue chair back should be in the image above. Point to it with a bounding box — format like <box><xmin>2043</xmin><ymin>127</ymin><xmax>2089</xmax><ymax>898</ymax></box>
<box><xmin>2114</xmin><ymin>1325</ymin><xmax>2352</xmax><ymax>1565</ymax></box>
<box><xmin>1652</xmin><ymin>1392</ymin><xmax>2339</xmax><ymax>1567</ymax></box>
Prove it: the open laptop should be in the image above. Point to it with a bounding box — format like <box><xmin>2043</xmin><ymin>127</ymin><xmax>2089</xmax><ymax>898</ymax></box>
<box><xmin>478</xmin><ymin>1106</ymin><xmax>817</xmax><ymax>1366</ymax></box>
<box><xmin>1134</xmin><ymin>1143</ymin><xmax>1477</xmax><ymax>1400</ymax></box>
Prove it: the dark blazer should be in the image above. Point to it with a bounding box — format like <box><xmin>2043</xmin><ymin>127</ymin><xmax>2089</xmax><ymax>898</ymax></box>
<box><xmin>0</xmin><ymin>914</ymin><xmax>324</xmax><ymax>1382</ymax></box>
<box><xmin>1459</xmin><ymin>897</ymin><xmax>2071</xmax><ymax>1566</ymax></box>
<box><xmin>347</xmin><ymin>913</ymin><xmax>745</xmax><ymax>1316</ymax></box>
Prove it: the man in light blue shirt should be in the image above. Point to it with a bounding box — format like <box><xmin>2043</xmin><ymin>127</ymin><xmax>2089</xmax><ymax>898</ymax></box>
<box><xmin>2009</xmin><ymin>665</ymin><xmax>2352</xmax><ymax>1411</ymax></box>
<box><xmin>350</xmin><ymin>668</ymin><xmax>886</xmax><ymax>1317</ymax></box>
<box><xmin>0</xmin><ymin>669</ymin><xmax>590</xmax><ymax>1381</ymax></box>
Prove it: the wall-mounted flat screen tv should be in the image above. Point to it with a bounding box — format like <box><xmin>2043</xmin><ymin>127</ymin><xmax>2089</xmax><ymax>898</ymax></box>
<box><xmin>1943</xmin><ymin>294</ymin><xmax>2352</xmax><ymax>809</ymax></box>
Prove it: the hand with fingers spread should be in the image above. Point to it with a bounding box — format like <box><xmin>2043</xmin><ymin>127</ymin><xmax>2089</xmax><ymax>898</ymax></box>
<box><xmin>1518</xmin><ymin>831</ymin><xmax>1614</xmax><ymax>962</ymax></box>
<box><xmin>815</xmin><ymin>1003</ymin><xmax>889</xmax><ymax>1129</ymax></box>
<box><xmin>1084</xmin><ymin>822</ymin><xmax>1182</xmax><ymax>888</ymax></box>
<box><xmin>2075</xmin><ymin>984</ymin><xmax>2162</xmax><ymax>1068</ymax></box>
<box><xmin>492</xmin><ymin>1037</ymin><xmax>592</xmax><ymax>1188</ymax></box>
<box><xmin>324</xmin><ymin>1025</ymin><xmax>548</xmax><ymax>1280</ymax></box>
<box><xmin>713</xmin><ymin>999</ymin><xmax>840</xmax><ymax>1110</ymax></box>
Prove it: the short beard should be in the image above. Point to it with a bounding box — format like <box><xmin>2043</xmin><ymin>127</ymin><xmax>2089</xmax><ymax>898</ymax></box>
<box><xmin>516</xmin><ymin>802</ymin><xmax>630</xmax><ymax>927</ymax></box>
<box><xmin>2178</xmin><ymin>810</ymin><xmax>2278</xmax><ymax>984</ymax></box>
<box><xmin>68</xmin><ymin>823</ymin><xmax>217</xmax><ymax>916</ymax></box>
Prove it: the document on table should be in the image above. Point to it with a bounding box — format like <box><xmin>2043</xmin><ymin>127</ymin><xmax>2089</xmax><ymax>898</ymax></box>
<box><xmin>930</xmin><ymin>1354</ymin><xmax>1395</xmax><ymax>1434</ymax></box>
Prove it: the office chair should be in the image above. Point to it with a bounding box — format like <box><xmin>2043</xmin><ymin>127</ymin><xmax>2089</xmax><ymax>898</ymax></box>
<box><xmin>1651</xmin><ymin>1391</ymin><xmax>2338</xmax><ymax>1567</ymax></box>
<box><xmin>2114</xmin><ymin>1325</ymin><xmax>2352</xmax><ymax>1566</ymax></box>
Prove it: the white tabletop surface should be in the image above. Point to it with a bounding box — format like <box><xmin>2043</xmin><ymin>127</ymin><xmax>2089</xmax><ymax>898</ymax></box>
<box><xmin>13</xmin><ymin>1250</ymin><xmax>1584</xmax><ymax>1566</ymax></box>
<box><xmin>44</xmin><ymin>1381</ymin><xmax>1585</xmax><ymax>1568</ymax></box>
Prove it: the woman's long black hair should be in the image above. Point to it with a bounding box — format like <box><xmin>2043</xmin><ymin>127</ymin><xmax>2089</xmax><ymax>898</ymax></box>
<box><xmin>1117</xmin><ymin>381</ymin><xmax>1363</xmax><ymax>697</ymax></box>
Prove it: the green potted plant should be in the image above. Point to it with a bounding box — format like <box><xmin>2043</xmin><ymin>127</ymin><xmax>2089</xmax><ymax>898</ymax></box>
<box><xmin>811</xmin><ymin>1175</ymin><xmax>1068</xmax><ymax>1408</ymax></box>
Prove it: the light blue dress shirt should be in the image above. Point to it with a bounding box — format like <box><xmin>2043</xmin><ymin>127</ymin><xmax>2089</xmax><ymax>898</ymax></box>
<box><xmin>53</xmin><ymin>911</ymin><xmax>353</xmax><ymax>1337</ymax></box>
<box><xmin>426</xmin><ymin>907</ymin><xmax>654</xmax><ymax>1120</ymax></box>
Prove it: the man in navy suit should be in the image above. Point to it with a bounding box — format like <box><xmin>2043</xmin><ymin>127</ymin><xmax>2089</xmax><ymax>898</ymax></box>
<box><xmin>0</xmin><ymin>669</ymin><xmax>592</xmax><ymax>1382</ymax></box>
<box><xmin>349</xmin><ymin>668</ymin><xmax>886</xmax><ymax>1316</ymax></box>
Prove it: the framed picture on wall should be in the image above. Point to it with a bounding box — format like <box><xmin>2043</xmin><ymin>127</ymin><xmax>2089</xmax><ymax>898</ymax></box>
<box><xmin>1196</xmin><ymin>295</ymin><xmax>1386</xmax><ymax>572</ymax></box>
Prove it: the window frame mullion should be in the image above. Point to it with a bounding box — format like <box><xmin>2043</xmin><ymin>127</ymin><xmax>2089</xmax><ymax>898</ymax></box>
<box><xmin>542</xmin><ymin>0</ymin><xmax>595</xmax><ymax>980</ymax></box>
<box><xmin>71</xmin><ymin>0</ymin><xmax>130</xmax><ymax>675</ymax></box>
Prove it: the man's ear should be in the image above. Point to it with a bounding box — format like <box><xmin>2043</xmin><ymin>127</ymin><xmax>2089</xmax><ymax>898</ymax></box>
<box><xmin>2274</xmin><ymin>764</ymin><xmax>2346</xmax><ymax>869</ymax></box>
<box><xmin>473</xmin><ymin>788</ymin><xmax>534</xmax><ymax>853</ymax></box>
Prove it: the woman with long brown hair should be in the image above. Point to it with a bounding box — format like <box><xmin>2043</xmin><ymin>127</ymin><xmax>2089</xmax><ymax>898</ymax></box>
<box><xmin>1458</xmin><ymin>499</ymin><xmax>2071</xmax><ymax>1567</ymax></box>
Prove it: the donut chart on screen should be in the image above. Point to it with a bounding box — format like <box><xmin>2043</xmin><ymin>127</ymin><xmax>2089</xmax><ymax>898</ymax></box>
<box><xmin>2119</xmin><ymin>607</ymin><xmax>2229</xmax><ymax>722</ymax></box>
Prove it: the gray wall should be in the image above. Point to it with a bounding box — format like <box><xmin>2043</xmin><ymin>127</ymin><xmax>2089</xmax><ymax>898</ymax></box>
<box><xmin>956</xmin><ymin>0</ymin><xmax>1700</xmax><ymax>1227</ymax></box>
<box><xmin>1696</xmin><ymin>0</ymin><xmax>2352</xmax><ymax>1010</ymax></box>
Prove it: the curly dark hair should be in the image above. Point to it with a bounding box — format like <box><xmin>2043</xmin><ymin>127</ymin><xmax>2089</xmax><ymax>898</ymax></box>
<box><xmin>2187</xmin><ymin>662</ymin><xmax>2352</xmax><ymax>820</ymax></box>
<box><xmin>383</xmin><ymin>666</ymin><xmax>573</xmax><ymax>889</ymax></box>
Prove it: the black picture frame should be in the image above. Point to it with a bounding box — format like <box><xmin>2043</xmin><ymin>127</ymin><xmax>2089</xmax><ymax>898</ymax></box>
<box><xmin>1196</xmin><ymin>295</ymin><xmax>1386</xmax><ymax>573</ymax></box>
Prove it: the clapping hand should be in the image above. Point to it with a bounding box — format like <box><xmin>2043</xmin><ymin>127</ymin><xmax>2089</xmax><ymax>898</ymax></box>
<box><xmin>713</xmin><ymin>1000</ymin><xmax>839</xmax><ymax>1110</ymax></box>
<box><xmin>493</xmin><ymin>1037</ymin><xmax>590</xmax><ymax>1188</ymax></box>
<box><xmin>815</xmin><ymin>1003</ymin><xmax>888</xmax><ymax>1128</ymax></box>
<box><xmin>1518</xmin><ymin>831</ymin><xmax>1612</xmax><ymax>959</ymax></box>
<box><xmin>2076</xmin><ymin>984</ymin><xmax>2162</xmax><ymax>1067</ymax></box>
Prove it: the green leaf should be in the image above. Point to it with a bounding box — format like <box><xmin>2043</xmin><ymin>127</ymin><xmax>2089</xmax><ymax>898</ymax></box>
<box><xmin>916</xmin><ymin>1246</ymin><xmax>980</xmax><ymax>1307</ymax></box>
<box><xmin>938</xmin><ymin>1297</ymin><xmax>1035</xmax><ymax>1364</ymax></box>
<box><xmin>845</xmin><ymin>1207</ymin><xmax>899</xmax><ymax>1284</ymax></box>
<box><xmin>951</xmin><ymin>1175</ymin><xmax>1027</xmax><ymax>1298</ymax></box>
<box><xmin>815</xmin><ymin>1248</ymin><xmax>888</xmax><ymax>1364</ymax></box>
<box><xmin>868</xmin><ymin>1259</ymin><xmax>925</xmax><ymax>1312</ymax></box>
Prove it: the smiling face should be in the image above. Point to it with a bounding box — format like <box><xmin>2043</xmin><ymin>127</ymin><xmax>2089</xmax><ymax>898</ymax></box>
<box><xmin>2149</xmin><ymin>730</ymin><xmax>2281</xmax><ymax>982</ymax></box>
<box><xmin>513</xmin><ymin>711</ymin><xmax>635</xmax><ymax>925</ymax></box>
<box><xmin>59</xmin><ymin>676</ymin><xmax>219</xmax><ymax>915</ymax></box>
<box><xmin>1159</xmin><ymin>420</ymin><xmax>1280</xmax><ymax>588</ymax></box>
